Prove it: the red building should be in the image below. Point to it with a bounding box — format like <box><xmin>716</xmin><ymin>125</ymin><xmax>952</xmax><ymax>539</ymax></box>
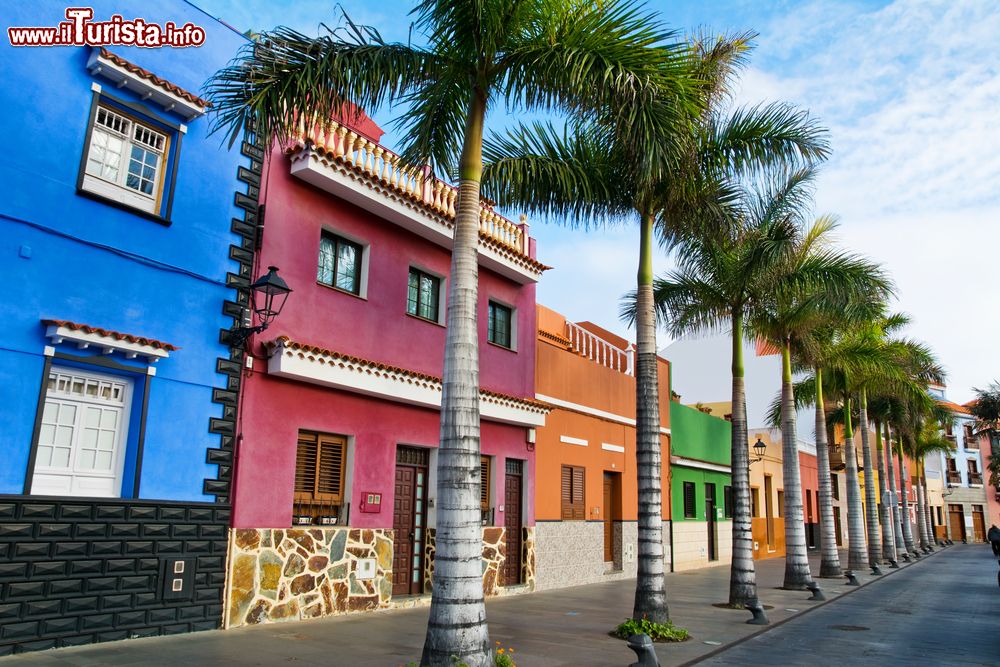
<box><xmin>225</xmin><ymin>112</ymin><xmax>548</xmax><ymax>627</ymax></box>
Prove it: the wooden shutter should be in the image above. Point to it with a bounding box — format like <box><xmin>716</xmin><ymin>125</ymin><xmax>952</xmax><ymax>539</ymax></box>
<box><xmin>572</xmin><ymin>467</ymin><xmax>584</xmax><ymax>520</ymax></box>
<box><xmin>561</xmin><ymin>465</ymin><xmax>585</xmax><ymax>520</ymax></box>
<box><xmin>724</xmin><ymin>485</ymin><xmax>733</xmax><ymax>518</ymax></box>
<box><xmin>683</xmin><ymin>482</ymin><xmax>696</xmax><ymax>518</ymax></box>
<box><xmin>294</xmin><ymin>431</ymin><xmax>345</xmax><ymax>508</ymax></box>
<box><xmin>480</xmin><ymin>456</ymin><xmax>491</xmax><ymax>510</ymax></box>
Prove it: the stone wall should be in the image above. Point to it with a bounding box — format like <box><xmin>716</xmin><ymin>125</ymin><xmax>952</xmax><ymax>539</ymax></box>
<box><xmin>534</xmin><ymin>521</ymin><xmax>642</xmax><ymax>591</ymax></box>
<box><xmin>671</xmin><ymin>519</ymin><xmax>732</xmax><ymax>571</ymax></box>
<box><xmin>226</xmin><ymin>528</ymin><xmax>392</xmax><ymax>628</ymax></box>
<box><xmin>423</xmin><ymin>526</ymin><xmax>535</xmax><ymax>597</ymax></box>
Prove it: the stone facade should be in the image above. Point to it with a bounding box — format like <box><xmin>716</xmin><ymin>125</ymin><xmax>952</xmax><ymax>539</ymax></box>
<box><xmin>534</xmin><ymin>520</ymin><xmax>647</xmax><ymax>591</ymax></box>
<box><xmin>423</xmin><ymin>526</ymin><xmax>536</xmax><ymax>597</ymax></box>
<box><xmin>671</xmin><ymin>519</ymin><xmax>733</xmax><ymax>571</ymax></box>
<box><xmin>225</xmin><ymin>528</ymin><xmax>392</xmax><ymax>628</ymax></box>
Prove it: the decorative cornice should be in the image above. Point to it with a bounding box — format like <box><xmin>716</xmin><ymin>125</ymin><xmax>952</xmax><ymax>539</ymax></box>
<box><xmin>266</xmin><ymin>337</ymin><xmax>548</xmax><ymax>427</ymax></box>
<box><xmin>670</xmin><ymin>456</ymin><xmax>731</xmax><ymax>474</ymax></box>
<box><xmin>535</xmin><ymin>393</ymin><xmax>671</xmax><ymax>435</ymax></box>
<box><xmin>42</xmin><ymin>319</ymin><xmax>175</xmax><ymax>362</ymax></box>
<box><xmin>87</xmin><ymin>48</ymin><xmax>211</xmax><ymax>119</ymax></box>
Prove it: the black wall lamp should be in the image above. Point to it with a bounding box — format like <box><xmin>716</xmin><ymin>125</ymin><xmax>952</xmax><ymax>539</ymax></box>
<box><xmin>230</xmin><ymin>266</ymin><xmax>292</xmax><ymax>347</ymax></box>
<box><xmin>750</xmin><ymin>437</ymin><xmax>767</xmax><ymax>464</ymax></box>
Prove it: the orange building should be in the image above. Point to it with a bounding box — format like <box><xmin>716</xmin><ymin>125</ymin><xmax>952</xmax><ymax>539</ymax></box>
<box><xmin>533</xmin><ymin>306</ymin><xmax>671</xmax><ymax>590</ymax></box>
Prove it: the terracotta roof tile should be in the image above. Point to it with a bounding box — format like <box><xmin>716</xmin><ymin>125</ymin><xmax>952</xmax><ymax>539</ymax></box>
<box><xmin>269</xmin><ymin>336</ymin><xmax>547</xmax><ymax>411</ymax></box>
<box><xmin>43</xmin><ymin>319</ymin><xmax>178</xmax><ymax>351</ymax></box>
<box><xmin>937</xmin><ymin>399</ymin><xmax>971</xmax><ymax>415</ymax></box>
<box><xmin>99</xmin><ymin>48</ymin><xmax>211</xmax><ymax>109</ymax></box>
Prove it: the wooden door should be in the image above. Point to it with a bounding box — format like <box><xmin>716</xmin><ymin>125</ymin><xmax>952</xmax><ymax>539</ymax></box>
<box><xmin>972</xmin><ymin>506</ymin><xmax>986</xmax><ymax>542</ymax></box>
<box><xmin>948</xmin><ymin>504</ymin><xmax>966</xmax><ymax>542</ymax></box>
<box><xmin>503</xmin><ymin>460</ymin><xmax>523</xmax><ymax>586</ymax></box>
<box><xmin>392</xmin><ymin>447</ymin><xmax>428</xmax><ymax>596</ymax></box>
<box><xmin>705</xmin><ymin>482</ymin><xmax>717</xmax><ymax>561</ymax></box>
<box><xmin>834</xmin><ymin>506</ymin><xmax>843</xmax><ymax>546</ymax></box>
<box><xmin>603</xmin><ymin>473</ymin><xmax>614</xmax><ymax>562</ymax></box>
<box><xmin>764</xmin><ymin>475</ymin><xmax>775</xmax><ymax>550</ymax></box>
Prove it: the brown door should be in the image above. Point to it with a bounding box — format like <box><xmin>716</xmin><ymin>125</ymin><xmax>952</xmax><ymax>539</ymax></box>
<box><xmin>392</xmin><ymin>447</ymin><xmax>428</xmax><ymax>596</ymax></box>
<box><xmin>503</xmin><ymin>460</ymin><xmax>523</xmax><ymax>585</ymax></box>
<box><xmin>764</xmin><ymin>475</ymin><xmax>775</xmax><ymax>550</ymax></box>
<box><xmin>972</xmin><ymin>506</ymin><xmax>986</xmax><ymax>542</ymax></box>
<box><xmin>603</xmin><ymin>473</ymin><xmax>614</xmax><ymax>562</ymax></box>
<box><xmin>833</xmin><ymin>506</ymin><xmax>843</xmax><ymax>546</ymax></box>
<box><xmin>705</xmin><ymin>482</ymin><xmax>717</xmax><ymax>561</ymax></box>
<box><xmin>948</xmin><ymin>504</ymin><xmax>966</xmax><ymax>541</ymax></box>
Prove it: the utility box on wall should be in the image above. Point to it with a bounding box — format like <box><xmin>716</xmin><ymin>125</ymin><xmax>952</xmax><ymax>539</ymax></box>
<box><xmin>160</xmin><ymin>557</ymin><xmax>195</xmax><ymax>601</ymax></box>
<box><xmin>359</xmin><ymin>492</ymin><xmax>382</xmax><ymax>513</ymax></box>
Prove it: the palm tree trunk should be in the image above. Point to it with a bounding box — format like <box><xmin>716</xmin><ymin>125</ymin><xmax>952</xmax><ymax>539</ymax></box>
<box><xmin>421</xmin><ymin>91</ymin><xmax>490</xmax><ymax>667</ymax></box>
<box><xmin>914</xmin><ymin>473</ymin><xmax>930</xmax><ymax>550</ymax></box>
<box><xmin>631</xmin><ymin>211</ymin><xmax>669</xmax><ymax>624</ymax></box>
<box><xmin>897</xmin><ymin>446</ymin><xmax>916</xmax><ymax>554</ymax></box>
<box><xmin>814</xmin><ymin>368</ymin><xmax>842</xmax><ymax>577</ymax></box>
<box><xmin>922</xmin><ymin>471</ymin><xmax>935</xmax><ymax>548</ymax></box>
<box><xmin>885</xmin><ymin>431</ymin><xmax>905</xmax><ymax>551</ymax></box>
<box><xmin>875</xmin><ymin>421</ymin><xmax>896</xmax><ymax>563</ymax></box>
<box><xmin>858</xmin><ymin>389</ymin><xmax>881</xmax><ymax>566</ymax></box>
<box><xmin>780</xmin><ymin>343</ymin><xmax>812</xmax><ymax>589</ymax></box>
<box><xmin>728</xmin><ymin>312</ymin><xmax>758</xmax><ymax>606</ymax></box>
<box><xmin>842</xmin><ymin>395</ymin><xmax>868</xmax><ymax>571</ymax></box>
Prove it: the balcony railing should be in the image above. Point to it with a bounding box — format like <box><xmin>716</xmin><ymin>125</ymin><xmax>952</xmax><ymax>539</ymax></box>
<box><xmin>947</xmin><ymin>471</ymin><xmax>962</xmax><ymax>484</ymax></box>
<box><xmin>964</xmin><ymin>436</ymin><xmax>979</xmax><ymax>450</ymax></box>
<box><xmin>828</xmin><ymin>445</ymin><xmax>846</xmax><ymax>470</ymax></box>
<box><xmin>968</xmin><ymin>472</ymin><xmax>983</xmax><ymax>485</ymax></box>
<box><xmin>290</xmin><ymin>118</ymin><xmax>530</xmax><ymax>258</ymax></box>
<box><xmin>565</xmin><ymin>321</ymin><xmax>633</xmax><ymax>375</ymax></box>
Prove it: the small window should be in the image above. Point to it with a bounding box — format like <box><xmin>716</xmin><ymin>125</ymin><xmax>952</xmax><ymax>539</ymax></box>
<box><xmin>293</xmin><ymin>431</ymin><xmax>346</xmax><ymax>523</ymax></box>
<box><xmin>751</xmin><ymin>487</ymin><xmax>760</xmax><ymax>518</ymax></box>
<box><xmin>830</xmin><ymin>474</ymin><xmax>840</xmax><ymax>501</ymax></box>
<box><xmin>407</xmin><ymin>268</ymin><xmax>440</xmax><ymax>322</ymax></box>
<box><xmin>488</xmin><ymin>301</ymin><xmax>513</xmax><ymax>348</ymax></box>
<box><xmin>81</xmin><ymin>104</ymin><xmax>171</xmax><ymax>216</ymax></box>
<box><xmin>776</xmin><ymin>490</ymin><xmax>784</xmax><ymax>518</ymax></box>
<box><xmin>317</xmin><ymin>232</ymin><xmax>362</xmax><ymax>295</ymax></box>
<box><xmin>723</xmin><ymin>485</ymin><xmax>733</xmax><ymax>518</ymax></box>
<box><xmin>480</xmin><ymin>456</ymin><xmax>491</xmax><ymax>511</ymax></box>
<box><xmin>683</xmin><ymin>482</ymin><xmax>696</xmax><ymax>519</ymax></box>
<box><xmin>560</xmin><ymin>465</ymin><xmax>585</xmax><ymax>520</ymax></box>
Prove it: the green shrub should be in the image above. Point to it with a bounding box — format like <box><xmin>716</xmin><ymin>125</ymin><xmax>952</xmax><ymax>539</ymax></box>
<box><xmin>613</xmin><ymin>617</ymin><xmax>690</xmax><ymax>642</ymax></box>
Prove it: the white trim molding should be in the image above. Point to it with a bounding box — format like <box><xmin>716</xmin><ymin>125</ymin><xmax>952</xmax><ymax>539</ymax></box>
<box><xmin>289</xmin><ymin>147</ymin><xmax>543</xmax><ymax>285</ymax></box>
<box><xmin>559</xmin><ymin>435</ymin><xmax>588</xmax><ymax>447</ymax></box>
<box><xmin>86</xmin><ymin>49</ymin><xmax>208</xmax><ymax>120</ymax></box>
<box><xmin>267</xmin><ymin>337</ymin><xmax>547</xmax><ymax>427</ymax></box>
<box><xmin>535</xmin><ymin>393</ymin><xmax>671</xmax><ymax>436</ymax></box>
<box><xmin>44</xmin><ymin>324</ymin><xmax>170</xmax><ymax>363</ymax></box>
<box><xmin>670</xmin><ymin>456</ymin><xmax>731</xmax><ymax>474</ymax></box>
<box><xmin>601</xmin><ymin>443</ymin><xmax>625</xmax><ymax>453</ymax></box>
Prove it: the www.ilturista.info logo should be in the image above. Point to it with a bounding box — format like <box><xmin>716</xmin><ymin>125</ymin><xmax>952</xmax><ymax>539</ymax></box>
<box><xmin>8</xmin><ymin>7</ymin><xmax>206</xmax><ymax>47</ymax></box>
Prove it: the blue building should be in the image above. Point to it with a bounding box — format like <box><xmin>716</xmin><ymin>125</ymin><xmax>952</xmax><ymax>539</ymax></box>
<box><xmin>0</xmin><ymin>2</ymin><xmax>258</xmax><ymax>653</ymax></box>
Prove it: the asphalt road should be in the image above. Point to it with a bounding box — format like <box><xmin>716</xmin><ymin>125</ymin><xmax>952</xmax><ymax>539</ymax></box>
<box><xmin>697</xmin><ymin>543</ymin><xmax>1000</xmax><ymax>666</ymax></box>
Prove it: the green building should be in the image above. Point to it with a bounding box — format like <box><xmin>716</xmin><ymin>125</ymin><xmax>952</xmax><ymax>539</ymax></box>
<box><xmin>669</xmin><ymin>402</ymin><xmax>733</xmax><ymax>570</ymax></box>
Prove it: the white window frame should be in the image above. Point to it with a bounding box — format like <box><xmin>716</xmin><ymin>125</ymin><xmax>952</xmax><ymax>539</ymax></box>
<box><xmin>31</xmin><ymin>366</ymin><xmax>133</xmax><ymax>498</ymax></box>
<box><xmin>406</xmin><ymin>264</ymin><xmax>447</xmax><ymax>326</ymax></box>
<box><xmin>82</xmin><ymin>104</ymin><xmax>168</xmax><ymax>215</ymax></box>
<box><xmin>318</xmin><ymin>226</ymin><xmax>370</xmax><ymax>299</ymax></box>
<box><xmin>487</xmin><ymin>298</ymin><xmax>517</xmax><ymax>351</ymax></box>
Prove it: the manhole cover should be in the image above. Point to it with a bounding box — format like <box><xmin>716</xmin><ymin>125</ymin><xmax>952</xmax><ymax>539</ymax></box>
<box><xmin>829</xmin><ymin>625</ymin><xmax>869</xmax><ymax>632</ymax></box>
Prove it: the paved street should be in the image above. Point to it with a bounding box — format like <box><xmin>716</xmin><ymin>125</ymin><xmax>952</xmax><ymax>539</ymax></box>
<box><xmin>0</xmin><ymin>545</ymin><xmax>987</xmax><ymax>666</ymax></box>
<box><xmin>700</xmin><ymin>543</ymin><xmax>1000</xmax><ymax>666</ymax></box>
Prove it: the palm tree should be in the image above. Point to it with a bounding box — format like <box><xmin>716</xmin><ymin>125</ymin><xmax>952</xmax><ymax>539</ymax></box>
<box><xmin>206</xmin><ymin>2</ymin><xmax>688</xmax><ymax>663</ymax></box>
<box><xmin>486</xmin><ymin>37</ymin><xmax>828</xmax><ymax>616</ymax></box>
<box><xmin>649</xmin><ymin>169</ymin><xmax>830</xmax><ymax>606</ymax></box>
<box><xmin>904</xmin><ymin>419</ymin><xmax>954</xmax><ymax>549</ymax></box>
<box><xmin>755</xmin><ymin>216</ymin><xmax>891</xmax><ymax>589</ymax></box>
<box><xmin>867</xmin><ymin>395</ymin><xmax>905</xmax><ymax>563</ymax></box>
<box><xmin>969</xmin><ymin>382</ymin><xmax>1000</xmax><ymax>490</ymax></box>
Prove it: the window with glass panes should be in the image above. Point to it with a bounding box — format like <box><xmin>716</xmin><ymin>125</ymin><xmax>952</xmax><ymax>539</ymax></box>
<box><xmin>317</xmin><ymin>232</ymin><xmax>362</xmax><ymax>294</ymax></box>
<box><xmin>488</xmin><ymin>301</ymin><xmax>512</xmax><ymax>348</ymax></box>
<box><xmin>407</xmin><ymin>268</ymin><xmax>440</xmax><ymax>321</ymax></box>
<box><xmin>85</xmin><ymin>106</ymin><xmax>166</xmax><ymax>199</ymax></box>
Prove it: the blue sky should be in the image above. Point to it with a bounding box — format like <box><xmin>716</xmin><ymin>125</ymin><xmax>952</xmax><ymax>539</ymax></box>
<box><xmin>192</xmin><ymin>0</ymin><xmax>999</xmax><ymax>403</ymax></box>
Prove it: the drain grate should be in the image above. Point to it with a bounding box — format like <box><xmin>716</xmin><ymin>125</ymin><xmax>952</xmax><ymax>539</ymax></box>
<box><xmin>829</xmin><ymin>624</ymin><xmax>869</xmax><ymax>632</ymax></box>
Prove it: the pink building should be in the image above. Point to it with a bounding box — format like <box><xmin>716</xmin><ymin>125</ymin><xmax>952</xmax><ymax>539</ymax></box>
<box><xmin>224</xmin><ymin>112</ymin><xmax>548</xmax><ymax>628</ymax></box>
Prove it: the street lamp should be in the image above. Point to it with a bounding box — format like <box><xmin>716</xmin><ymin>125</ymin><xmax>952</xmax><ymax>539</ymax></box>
<box><xmin>230</xmin><ymin>266</ymin><xmax>292</xmax><ymax>346</ymax></box>
<box><xmin>750</xmin><ymin>437</ymin><xmax>767</xmax><ymax>464</ymax></box>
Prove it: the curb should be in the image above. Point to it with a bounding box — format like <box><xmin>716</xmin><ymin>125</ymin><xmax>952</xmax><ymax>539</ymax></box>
<box><xmin>675</xmin><ymin>546</ymin><xmax>947</xmax><ymax>666</ymax></box>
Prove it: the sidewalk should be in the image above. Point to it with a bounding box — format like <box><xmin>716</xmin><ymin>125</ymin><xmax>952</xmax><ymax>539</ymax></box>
<box><xmin>3</xmin><ymin>547</ymin><xmax>945</xmax><ymax>667</ymax></box>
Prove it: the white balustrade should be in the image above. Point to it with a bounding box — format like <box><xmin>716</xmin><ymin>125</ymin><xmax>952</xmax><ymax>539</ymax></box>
<box><xmin>565</xmin><ymin>321</ymin><xmax>632</xmax><ymax>375</ymax></box>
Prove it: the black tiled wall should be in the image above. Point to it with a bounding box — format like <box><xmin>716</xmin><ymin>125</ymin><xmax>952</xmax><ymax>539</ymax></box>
<box><xmin>0</xmin><ymin>497</ymin><xmax>229</xmax><ymax>655</ymax></box>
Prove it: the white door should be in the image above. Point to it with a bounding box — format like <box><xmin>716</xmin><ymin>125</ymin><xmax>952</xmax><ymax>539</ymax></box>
<box><xmin>31</xmin><ymin>368</ymin><xmax>132</xmax><ymax>497</ymax></box>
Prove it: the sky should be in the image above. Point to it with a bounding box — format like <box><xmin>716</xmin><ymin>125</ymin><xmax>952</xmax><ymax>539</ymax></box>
<box><xmin>192</xmin><ymin>0</ymin><xmax>999</xmax><ymax>403</ymax></box>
